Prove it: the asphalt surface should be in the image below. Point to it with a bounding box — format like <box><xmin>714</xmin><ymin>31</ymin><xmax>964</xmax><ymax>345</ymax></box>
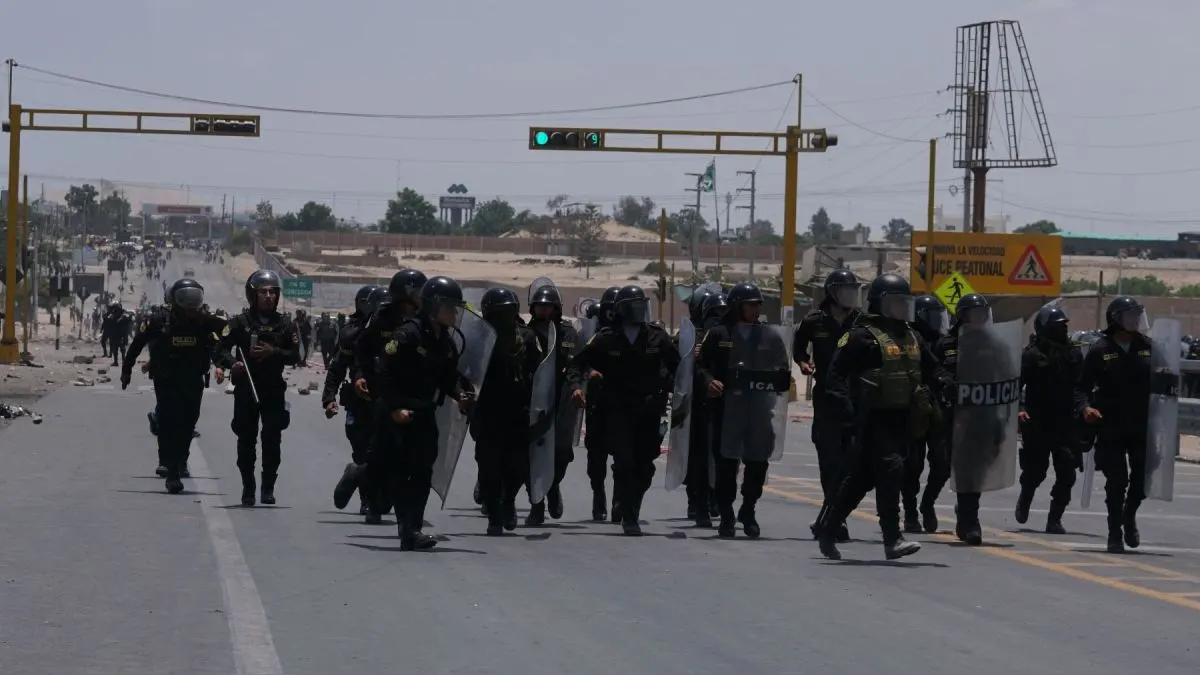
<box><xmin>3</xmin><ymin>251</ymin><xmax>1200</xmax><ymax>675</ymax></box>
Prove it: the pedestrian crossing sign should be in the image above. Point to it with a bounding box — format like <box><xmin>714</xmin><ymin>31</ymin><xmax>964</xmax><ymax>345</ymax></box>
<box><xmin>934</xmin><ymin>271</ymin><xmax>975</xmax><ymax>314</ymax></box>
<box><xmin>1008</xmin><ymin>244</ymin><xmax>1053</xmax><ymax>286</ymax></box>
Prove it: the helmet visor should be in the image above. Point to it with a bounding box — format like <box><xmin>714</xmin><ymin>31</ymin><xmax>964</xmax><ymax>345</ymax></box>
<box><xmin>619</xmin><ymin>298</ymin><xmax>649</xmax><ymax>324</ymax></box>
<box><xmin>919</xmin><ymin>305</ymin><xmax>949</xmax><ymax>334</ymax></box>
<box><xmin>960</xmin><ymin>306</ymin><xmax>993</xmax><ymax>327</ymax></box>
<box><xmin>173</xmin><ymin>286</ymin><xmax>205</xmax><ymax>310</ymax></box>
<box><xmin>1117</xmin><ymin>306</ymin><xmax>1149</xmax><ymax>334</ymax></box>
<box><xmin>832</xmin><ymin>285</ymin><xmax>862</xmax><ymax>309</ymax></box>
<box><xmin>881</xmin><ymin>294</ymin><xmax>915</xmax><ymax>322</ymax></box>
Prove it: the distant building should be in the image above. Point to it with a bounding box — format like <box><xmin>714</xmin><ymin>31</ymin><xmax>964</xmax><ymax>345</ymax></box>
<box><xmin>933</xmin><ymin>205</ymin><xmax>1011</xmax><ymax>234</ymax></box>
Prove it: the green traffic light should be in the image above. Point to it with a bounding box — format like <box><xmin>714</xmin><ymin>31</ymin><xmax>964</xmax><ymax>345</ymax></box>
<box><xmin>535</xmin><ymin>131</ymin><xmax>550</xmax><ymax>146</ymax></box>
<box><xmin>586</xmin><ymin>132</ymin><xmax>599</xmax><ymax>146</ymax></box>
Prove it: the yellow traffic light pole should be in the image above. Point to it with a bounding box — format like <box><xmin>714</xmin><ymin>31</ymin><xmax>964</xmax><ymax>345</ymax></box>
<box><xmin>528</xmin><ymin>114</ymin><xmax>835</xmax><ymax>323</ymax></box>
<box><xmin>1</xmin><ymin>105</ymin><xmax>261</xmax><ymax>364</ymax></box>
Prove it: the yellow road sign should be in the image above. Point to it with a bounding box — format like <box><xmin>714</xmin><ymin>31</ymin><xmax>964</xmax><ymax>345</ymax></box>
<box><xmin>910</xmin><ymin>232</ymin><xmax>1061</xmax><ymax>296</ymax></box>
<box><xmin>934</xmin><ymin>271</ymin><xmax>975</xmax><ymax>314</ymax></box>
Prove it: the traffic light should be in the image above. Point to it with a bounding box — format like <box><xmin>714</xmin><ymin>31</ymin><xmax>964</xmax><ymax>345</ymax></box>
<box><xmin>529</xmin><ymin>128</ymin><xmax>604</xmax><ymax>150</ymax></box>
<box><xmin>191</xmin><ymin>116</ymin><xmax>259</xmax><ymax>136</ymax></box>
<box><xmin>1</xmin><ymin>120</ymin><xmax>9</xmax><ymax>133</ymax></box>
<box><xmin>811</xmin><ymin>131</ymin><xmax>838</xmax><ymax>150</ymax></box>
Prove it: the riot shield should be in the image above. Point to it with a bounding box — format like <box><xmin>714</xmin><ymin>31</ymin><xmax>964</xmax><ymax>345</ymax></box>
<box><xmin>554</xmin><ymin>320</ymin><xmax>584</xmax><ymax>454</ymax></box>
<box><xmin>950</xmin><ymin>319</ymin><xmax>1022</xmax><ymax>493</ymax></box>
<box><xmin>1076</xmin><ymin>338</ymin><xmax>1100</xmax><ymax>509</ymax></box>
<box><xmin>1146</xmin><ymin>318</ymin><xmax>1181</xmax><ymax>501</ymax></box>
<box><xmin>665</xmin><ymin>318</ymin><xmax>697</xmax><ymax>489</ymax></box>
<box><xmin>431</xmin><ymin>309</ymin><xmax>498</xmax><ymax>506</ymax></box>
<box><xmin>528</xmin><ymin>321</ymin><xmax>558</xmax><ymax>504</ymax></box>
<box><xmin>572</xmin><ymin>298</ymin><xmax>599</xmax><ymax>446</ymax></box>
<box><xmin>717</xmin><ymin>324</ymin><xmax>791</xmax><ymax>462</ymax></box>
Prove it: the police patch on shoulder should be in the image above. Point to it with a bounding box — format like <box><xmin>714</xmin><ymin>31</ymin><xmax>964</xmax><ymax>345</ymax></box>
<box><xmin>836</xmin><ymin>332</ymin><xmax>849</xmax><ymax>348</ymax></box>
<box><xmin>221</xmin><ymin>324</ymin><xmax>231</xmax><ymax>337</ymax></box>
<box><xmin>139</xmin><ymin>321</ymin><xmax>148</xmax><ymax>332</ymax></box>
<box><xmin>384</xmin><ymin>339</ymin><xmax>398</xmax><ymax>355</ymax></box>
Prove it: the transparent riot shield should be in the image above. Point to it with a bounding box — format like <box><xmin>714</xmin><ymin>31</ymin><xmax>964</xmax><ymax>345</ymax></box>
<box><xmin>431</xmin><ymin>308</ymin><xmax>497</xmax><ymax>506</ymax></box>
<box><xmin>717</xmin><ymin>324</ymin><xmax>792</xmax><ymax>462</ymax></box>
<box><xmin>1076</xmin><ymin>338</ymin><xmax>1100</xmax><ymax>509</ymax></box>
<box><xmin>573</xmin><ymin>298</ymin><xmax>599</xmax><ymax>446</ymax></box>
<box><xmin>528</xmin><ymin>321</ymin><xmax>558</xmax><ymax>504</ymax></box>
<box><xmin>665</xmin><ymin>318</ymin><xmax>697</xmax><ymax>489</ymax></box>
<box><xmin>1146</xmin><ymin>318</ymin><xmax>1181</xmax><ymax>502</ymax></box>
<box><xmin>950</xmin><ymin>318</ymin><xmax>1022</xmax><ymax>493</ymax></box>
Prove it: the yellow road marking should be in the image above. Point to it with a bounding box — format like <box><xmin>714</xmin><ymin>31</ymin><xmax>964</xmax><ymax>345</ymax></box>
<box><xmin>763</xmin><ymin>484</ymin><xmax>1200</xmax><ymax>613</ymax></box>
<box><xmin>1058</xmin><ymin>562</ymin><xmax>1127</xmax><ymax>568</ymax></box>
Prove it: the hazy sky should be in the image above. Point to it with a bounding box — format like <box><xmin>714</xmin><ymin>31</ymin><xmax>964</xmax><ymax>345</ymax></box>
<box><xmin>2</xmin><ymin>0</ymin><xmax>1196</xmax><ymax>238</ymax></box>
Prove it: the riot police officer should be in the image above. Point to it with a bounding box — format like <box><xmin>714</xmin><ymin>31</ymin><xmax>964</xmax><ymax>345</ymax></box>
<box><xmin>684</xmin><ymin>289</ymin><xmax>728</xmax><ymax>526</ymax></box>
<box><xmin>122</xmin><ymin>279</ymin><xmax>226</xmax><ymax>494</ymax></box>
<box><xmin>902</xmin><ymin>293</ymin><xmax>950</xmax><ymax>532</ymax></box>
<box><xmin>583</xmin><ymin>285</ymin><xmax>621</xmax><ymax>521</ymax></box>
<box><xmin>323</xmin><ymin>285</ymin><xmax>378</xmax><ymax>515</ymax></box>
<box><xmin>796</xmin><ymin>269</ymin><xmax>862</xmax><ymax>541</ymax></box>
<box><xmin>573</xmin><ymin>285</ymin><xmax>680</xmax><ymax>535</ymax></box>
<box><xmin>1076</xmin><ymin>296</ymin><xmax>1154</xmax><ymax>553</ymax></box>
<box><xmin>817</xmin><ymin>274</ymin><xmax>947</xmax><ymax>560</ymax></box>
<box><xmin>525</xmin><ymin>283</ymin><xmax>584</xmax><ymax>524</ymax></box>
<box><xmin>216</xmin><ymin>270</ymin><xmax>301</xmax><ymax>506</ymax></box>
<box><xmin>1016</xmin><ymin>305</ymin><xmax>1083</xmax><ymax>534</ymax></box>
<box><xmin>373</xmin><ymin>276</ymin><xmax>474</xmax><ymax>550</ymax></box>
<box><xmin>472</xmin><ymin>287</ymin><xmax>541</xmax><ymax>535</ymax></box>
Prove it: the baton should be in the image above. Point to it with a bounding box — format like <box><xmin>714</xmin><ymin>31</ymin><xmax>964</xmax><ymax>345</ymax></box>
<box><xmin>233</xmin><ymin>345</ymin><xmax>261</xmax><ymax>406</ymax></box>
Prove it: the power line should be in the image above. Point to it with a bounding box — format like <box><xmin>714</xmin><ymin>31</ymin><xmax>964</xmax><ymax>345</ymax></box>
<box><xmin>14</xmin><ymin>62</ymin><xmax>793</xmax><ymax>121</ymax></box>
<box><xmin>803</xmin><ymin>86</ymin><xmax>938</xmax><ymax>144</ymax></box>
<box><xmin>996</xmin><ymin>193</ymin><xmax>1200</xmax><ymax>225</ymax></box>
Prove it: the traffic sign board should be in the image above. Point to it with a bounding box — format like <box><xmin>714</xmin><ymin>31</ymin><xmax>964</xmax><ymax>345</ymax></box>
<box><xmin>0</xmin><ymin>265</ymin><xmax>24</xmax><ymax>287</ymax></box>
<box><xmin>934</xmin><ymin>271</ymin><xmax>976</xmax><ymax>314</ymax></box>
<box><xmin>909</xmin><ymin>232</ymin><xmax>1061</xmax><ymax>296</ymax></box>
<box><xmin>282</xmin><ymin>277</ymin><xmax>314</xmax><ymax>299</ymax></box>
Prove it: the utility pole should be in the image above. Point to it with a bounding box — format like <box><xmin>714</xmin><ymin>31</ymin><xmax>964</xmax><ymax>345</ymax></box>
<box><xmin>5</xmin><ymin>59</ymin><xmax>15</xmax><ymax>109</ymax></box>
<box><xmin>736</xmin><ymin>169</ymin><xmax>758</xmax><ymax>282</ymax></box>
<box><xmin>684</xmin><ymin>172</ymin><xmax>704</xmax><ymax>277</ymax></box>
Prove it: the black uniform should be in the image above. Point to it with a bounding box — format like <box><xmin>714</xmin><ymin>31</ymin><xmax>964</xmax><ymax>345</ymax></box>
<box><xmin>574</xmin><ymin>316</ymin><xmax>680</xmax><ymax>535</ymax></box>
<box><xmin>322</xmin><ymin>315</ymin><xmax>371</xmax><ymax>464</ymax></box>
<box><xmin>1074</xmin><ymin>329</ymin><xmax>1153</xmax><ymax>552</ymax></box>
<box><xmin>525</xmin><ymin>314</ymin><xmax>583</xmax><ymax>523</ymax></box>
<box><xmin>1016</xmin><ymin>332</ymin><xmax>1084</xmax><ymax>531</ymax></box>
<box><xmin>583</xmin><ymin>288</ymin><xmax>620</xmax><ymax>522</ymax></box>
<box><xmin>472</xmin><ymin>316</ymin><xmax>541</xmax><ymax>533</ymax></box>
<box><xmin>374</xmin><ymin>313</ymin><xmax>464</xmax><ymax>549</ymax></box>
<box><xmin>123</xmin><ymin>309</ymin><xmax>225</xmax><ymax>492</ymax></box>
<box><xmin>216</xmin><ymin>309</ymin><xmax>301</xmax><ymax>504</ymax></box>
<box><xmin>901</xmin><ymin>318</ymin><xmax>949</xmax><ymax>533</ymax></box>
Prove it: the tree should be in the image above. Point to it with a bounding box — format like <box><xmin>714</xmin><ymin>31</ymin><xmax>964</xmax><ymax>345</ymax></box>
<box><xmin>667</xmin><ymin>209</ymin><xmax>711</xmax><ymax>244</ymax></box>
<box><xmin>745</xmin><ymin>219</ymin><xmax>780</xmax><ymax>245</ymax></box>
<box><xmin>296</xmin><ymin>201</ymin><xmax>337</xmax><ymax>230</ymax></box>
<box><xmin>65</xmin><ymin>184</ymin><xmax>99</xmax><ymax>228</ymax></box>
<box><xmin>808</xmin><ymin>207</ymin><xmax>843</xmax><ymax>245</ymax></box>
<box><xmin>254</xmin><ymin>200</ymin><xmax>274</xmax><ymax>222</ymax></box>
<box><xmin>1015</xmin><ymin>219</ymin><xmax>1059</xmax><ymax>235</ymax></box>
<box><xmin>883</xmin><ymin>217</ymin><xmax>913</xmax><ymax>244</ymax></box>
<box><xmin>381</xmin><ymin>188</ymin><xmax>438</xmax><ymax>235</ymax></box>
<box><xmin>612</xmin><ymin>196</ymin><xmax>657</xmax><ymax>230</ymax></box>
<box><xmin>564</xmin><ymin>204</ymin><xmax>607</xmax><ymax>276</ymax></box>
<box><xmin>469</xmin><ymin>198</ymin><xmax>516</xmax><ymax>237</ymax></box>
<box><xmin>98</xmin><ymin>191</ymin><xmax>132</xmax><ymax>229</ymax></box>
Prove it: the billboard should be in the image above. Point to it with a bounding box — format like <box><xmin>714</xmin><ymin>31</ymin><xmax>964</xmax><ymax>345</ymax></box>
<box><xmin>141</xmin><ymin>204</ymin><xmax>214</xmax><ymax>216</ymax></box>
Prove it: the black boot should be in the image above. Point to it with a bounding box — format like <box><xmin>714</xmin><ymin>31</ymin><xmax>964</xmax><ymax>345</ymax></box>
<box><xmin>591</xmin><ymin>486</ymin><xmax>607</xmax><ymax>522</ymax></box>
<box><xmin>954</xmin><ymin>501</ymin><xmax>983</xmax><ymax>546</ymax></box>
<box><xmin>525</xmin><ymin>500</ymin><xmax>546</xmax><ymax>527</ymax></box>
<box><xmin>836</xmin><ymin>521</ymin><xmax>851</xmax><ymax>543</ymax></box>
<box><xmin>473</xmin><ymin>480</ymin><xmax>482</xmax><ymax>506</ymax></box>
<box><xmin>818</xmin><ymin>527</ymin><xmax>842</xmax><ymax>560</ymax></box>
<box><xmin>260</xmin><ymin>473</ymin><xmax>276</xmax><ymax>505</ymax></box>
<box><xmin>694</xmin><ymin>493</ymin><xmax>713</xmax><ymax>528</ymax></box>
<box><xmin>241</xmin><ymin>474</ymin><xmax>256</xmax><ymax>507</ymax></box>
<box><xmin>1014</xmin><ymin>486</ymin><xmax>1035</xmax><ymax>525</ymax></box>
<box><xmin>503</xmin><ymin>501</ymin><xmax>518</xmax><ymax>532</ymax></box>
<box><xmin>1045</xmin><ymin>501</ymin><xmax>1067</xmax><ymax>535</ymax></box>
<box><xmin>155</xmin><ymin>464</ymin><xmax>169</xmax><ymax>478</ymax></box>
<box><xmin>547</xmin><ymin>485</ymin><xmax>564</xmax><ymax>520</ymax></box>
<box><xmin>919</xmin><ymin>492</ymin><xmax>939</xmax><ymax>533</ymax></box>
<box><xmin>737</xmin><ymin>502</ymin><xmax>761</xmax><ymax>539</ymax></box>
<box><xmin>621</xmin><ymin>490</ymin><xmax>644</xmax><ymax>536</ymax></box>
<box><xmin>884</xmin><ymin>534</ymin><xmax>921</xmax><ymax>560</ymax></box>
<box><xmin>902</xmin><ymin>495</ymin><xmax>922</xmax><ymax>533</ymax></box>
<box><xmin>1106</xmin><ymin>501</ymin><xmax>1125</xmax><ymax>553</ymax></box>
<box><xmin>810</xmin><ymin>504</ymin><xmax>829</xmax><ymax>540</ymax></box>
<box><xmin>165</xmin><ymin>476</ymin><xmax>184</xmax><ymax>494</ymax></box>
<box><xmin>610</xmin><ymin>495</ymin><xmax>622</xmax><ymax>524</ymax></box>
<box><xmin>1123</xmin><ymin>501</ymin><xmax>1141</xmax><ymax>549</ymax></box>
<box><xmin>399</xmin><ymin>529</ymin><xmax>438</xmax><ymax>551</ymax></box>
<box><xmin>717</xmin><ymin>503</ymin><xmax>736</xmax><ymax>539</ymax></box>
<box><xmin>178</xmin><ymin>462</ymin><xmax>190</xmax><ymax>479</ymax></box>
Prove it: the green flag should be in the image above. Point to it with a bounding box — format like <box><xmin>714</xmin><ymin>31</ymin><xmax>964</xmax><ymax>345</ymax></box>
<box><xmin>698</xmin><ymin>160</ymin><xmax>715</xmax><ymax>192</ymax></box>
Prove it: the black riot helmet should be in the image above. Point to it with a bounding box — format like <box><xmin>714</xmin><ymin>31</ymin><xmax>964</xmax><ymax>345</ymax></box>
<box><xmin>1034</xmin><ymin>305</ymin><xmax>1069</xmax><ymax>340</ymax></box>
<box><xmin>866</xmin><ymin>273</ymin><xmax>914</xmax><ymax>321</ymax></box>
<box><xmin>245</xmin><ymin>269</ymin><xmax>281</xmax><ymax>309</ymax></box>
<box><xmin>388</xmin><ymin>268</ymin><xmax>428</xmax><ymax>305</ymax></box>
<box><xmin>169</xmin><ymin>278</ymin><xmax>205</xmax><ymax>312</ymax></box>
<box><xmin>1105</xmin><ymin>295</ymin><xmax>1147</xmax><ymax>334</ymax></box>
<box><xmin>598</xmin><ymin>286</ymin><xmax>621</xmax><ymax>326</ymax></box>
<box><xmin>726</xmin><ymin>283</ymin><xmax>764</xmax><ymax>323</ymax></box>
<box><xmin>614</xmin><ymin>285</ymin><xmax>650</xmax><ymax>324</ymax></box>
<box><xmin>353</xmin><ymin>285</ymin><xmax>378</xmax><ymax>318</ymax></box>
<box><xmin>688</xmin><ymin>288</ymin><xmax>717</xmax><ymax>325</ymax></box>
<box><xmin>701</xmin><ymin>292</ymin><xmax>729</xmax><ymax>325</ymax></box>
<box><xmin>420</xmin><ymin>276</ymin><xmax>465</xmax><ymax>325</ymax></box>
<box><xmin>823</xmin><ymin>269</ymin><xmax>862</xmax><ymax>309</ymax></box>
<box><xmin>365</xmin><ymin>286</ymin><xmax>391</xmax><ymax>318</ymax></box>
<box><xmin>480</xmin><ymin>287</ymin><xmax>520</xmax><ymax>323</ymax></box>
<box><xmin>914</xmin><ymin>294</ymin><xmax>947</xmax><ymax>334</ymax></box>
<box><xmin>955</xmin><ymin>293</ymin><xmax>991</xmax><ymax>327</ymax></box>
<box><xmin>529</xmin><ymin>285</ymin><xmax>563</xmax><ymax>320</ymax></box>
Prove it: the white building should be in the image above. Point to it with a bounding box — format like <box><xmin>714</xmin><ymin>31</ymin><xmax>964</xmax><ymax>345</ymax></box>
<box><xmin>934</xmin><ymin>205</ymin><xmax>1010</xmax><ymax>234</ymax></box>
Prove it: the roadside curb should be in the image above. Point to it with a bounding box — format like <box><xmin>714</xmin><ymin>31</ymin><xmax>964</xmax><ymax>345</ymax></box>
<box><xmin>1177</xmin><ymin>455</ymin><xmax>1200</xmax><ymax>465</ymax></box>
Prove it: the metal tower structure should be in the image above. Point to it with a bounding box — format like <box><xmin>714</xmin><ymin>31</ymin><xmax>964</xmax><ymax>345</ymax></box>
<box><xmin>950</xmin><ymin>20</ymin><xmax>1056</xmax><ymax>233</ymax></box>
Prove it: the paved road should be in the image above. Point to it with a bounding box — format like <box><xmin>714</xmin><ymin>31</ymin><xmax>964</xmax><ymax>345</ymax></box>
<box><xmin>3</xmin><ymin>253</ymin><xmax>1200</xmax><ymax>675</ymax></box>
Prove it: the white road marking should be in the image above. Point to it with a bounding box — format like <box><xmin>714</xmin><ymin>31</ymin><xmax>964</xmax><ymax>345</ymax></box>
<box><xmin>188</xmin><ymin>441</ymin><xmax>283</xmax><ymax>675</ymax></box>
